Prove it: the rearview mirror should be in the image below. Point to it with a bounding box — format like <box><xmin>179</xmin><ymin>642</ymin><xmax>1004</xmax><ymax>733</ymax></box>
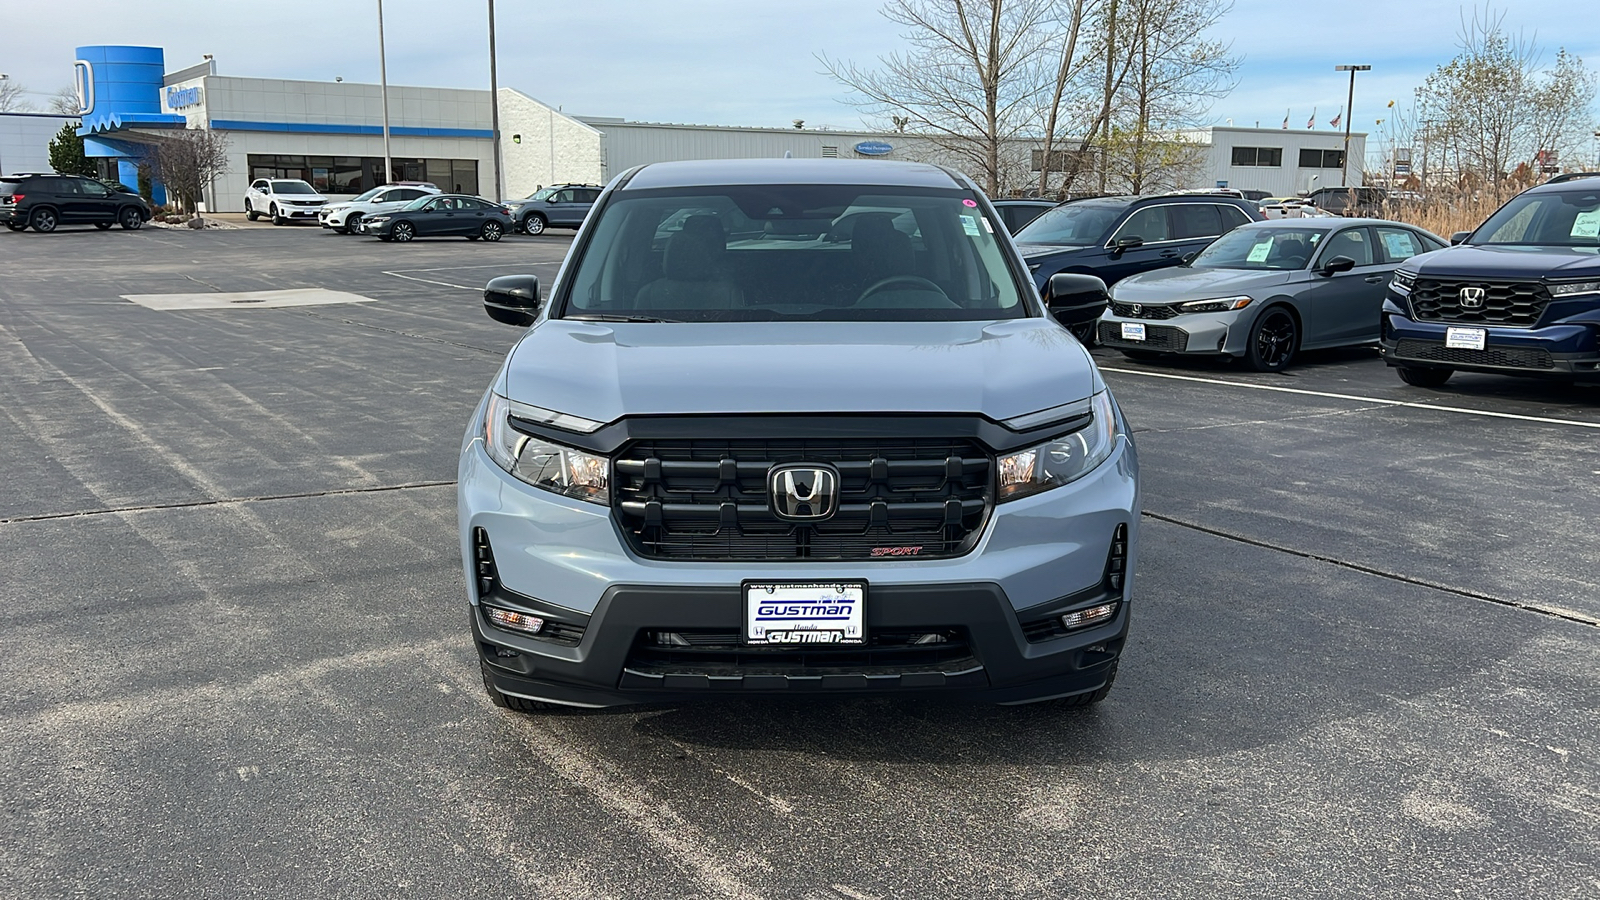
<box><xmin>484</xmin><ymin>274</ymin><xmax>542</xmax><ymax>327</ymax></box>
<box><xmin>1046</xmin><ymin>273</ymin><xmax>1110</xmax><ymax>329</ymax></box>
<box><xmin>1318</xmin><ymin>256</ymin><xmax>1356</xmax><ymax>276</ymax></box>
<box><xmin>1450</xmin><ymin>231</ymin><xmax>1471</xmax><ymax>245</ymax></box>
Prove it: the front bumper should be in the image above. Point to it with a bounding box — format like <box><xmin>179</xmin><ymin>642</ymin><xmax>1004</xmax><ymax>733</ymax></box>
<box><xmin>459</xmin><ymin>433</ymin><xmax>1139</xmax><ymax>708</ymax></box>
<box><xmin>1097</xmin><ymin>312</ymin><xmax>1239</xmax><ymax>356</ymax></box>
<box><xmin>1379</xmin><ymin>302</ymin><xmax>1600</xmax><ymax>380</ymax></box>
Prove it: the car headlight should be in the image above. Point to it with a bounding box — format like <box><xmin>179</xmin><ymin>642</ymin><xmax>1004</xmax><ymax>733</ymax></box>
<box><xmin>367</xmin><ymin>215</ymin><xmax>390</xmax><ymax>224</ymax></box>
<box><xmin>1390</xmin><ymin>269</ymin><xmax>1417</xmax><ymax>296</ymax></box>
<box><xmin>996</xmin><ymin>390</ymin><xmax>1120</xmax><ymax>502</ymax></box>
<box><xmin>482</xmin><ymin>393</ymin><xmax>609</xmax><ymax>504</ymax></box>
<box><xmin>1178</xmin><ymin>295</ymin><xmax>1252</xmax><ymax>313</ymax></box>
<box><xmin>1549</xmin><ymin>279</ymin><xmax>1600</xmax><ymax>298</ymax></box>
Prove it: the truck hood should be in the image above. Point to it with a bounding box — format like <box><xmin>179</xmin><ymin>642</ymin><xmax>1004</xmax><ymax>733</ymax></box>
<box><xmin>1410</xmin><ymin>245</ymin><xmax>1600</xmax><ymax>279</ymax></box>
<box><xmin>502</xmin><ymin>319</ymin><xmax>1098</xmax><ymax>424</ymax></box>
<box><xmin>1111</xmin><ymin>266</ymin><xmax>1293</xmax><ymax>301</ymax></box>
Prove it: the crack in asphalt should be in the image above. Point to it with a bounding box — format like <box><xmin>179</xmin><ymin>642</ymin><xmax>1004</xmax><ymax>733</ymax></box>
<box><xmin>1142</xmin><ymin>509</ymin><xmax>1600</xmax><ymax>629</ymax></box>
<box><xmin>0</xmin><ymin>480</ymin><xmax>456</xmax><ymax>525</ymax></box>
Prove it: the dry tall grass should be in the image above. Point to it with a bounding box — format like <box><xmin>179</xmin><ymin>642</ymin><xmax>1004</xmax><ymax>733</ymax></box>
<box><xmin>1381</xmin><ymin>193</ymin><xmax>1513</xmax><ymax>240</ymax></box>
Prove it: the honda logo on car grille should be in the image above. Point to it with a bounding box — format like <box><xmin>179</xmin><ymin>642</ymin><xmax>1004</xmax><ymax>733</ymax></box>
<box><xmin>769</xmin><ymin>464</ymin><xmax>839</xmax><ymax>521</ymax></box>
<box><xmin>1459</xmin><ymin>286</ymin><xmax>1487</xmax><ymax>308</ymax></box>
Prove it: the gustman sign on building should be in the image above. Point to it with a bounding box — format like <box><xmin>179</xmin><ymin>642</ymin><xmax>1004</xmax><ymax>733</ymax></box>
<box><xmin>165</xmin><ymin>85</ymin><xmax>202</xmax><ymax>109</ymax></box>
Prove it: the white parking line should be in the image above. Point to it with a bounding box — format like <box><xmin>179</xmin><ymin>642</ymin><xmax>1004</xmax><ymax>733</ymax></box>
<box><xmin>380</xmin><ymin>270</ymin><xmax>479</xmax><ymax>291</ymax></box>
<box><xmin>1099</xmin><ymin>366</ymin><xmax>1600</xmax><ymax>431</ymax></box>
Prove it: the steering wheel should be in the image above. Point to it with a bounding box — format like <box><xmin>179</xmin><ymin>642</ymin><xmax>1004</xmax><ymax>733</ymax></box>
<box><xmin>855</xmin><ymin>275</ymin><xmax>949</xmax><ymax>305</ymax></box>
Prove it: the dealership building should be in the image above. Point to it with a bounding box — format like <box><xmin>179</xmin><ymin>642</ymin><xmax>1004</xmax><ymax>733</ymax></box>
<box><xmin>28</xmin><ymin>44</ymin><xmax>1364</xmax><ymax>211</ymax></box>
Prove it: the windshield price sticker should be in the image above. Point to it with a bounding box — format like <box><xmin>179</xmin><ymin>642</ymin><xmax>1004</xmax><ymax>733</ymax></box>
<box><xmin>1246</xmin><ymin>241</ymin><xmax>1272</xmax><ymax>263</ymax></box>
<box><xmin>745</xmin><ymin>582</ymin><xmax>866</xmax><ymax>645</ymax></box>
<box><xmin>1121</xmin><ymin>322</ymin><xmax>1147</xmax><ymax>341</ymax></box>
<box><xmin>1446</xmin><ymin>327</ymin><xmax>1487</xmax><ymax>350</ymax></box>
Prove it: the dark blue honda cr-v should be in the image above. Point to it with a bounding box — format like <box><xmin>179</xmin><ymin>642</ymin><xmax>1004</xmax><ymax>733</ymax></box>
<box><xmin>1379</xmin><ymin>174</ymin><xmax>1600</xmax><ymax>387</ymax></box>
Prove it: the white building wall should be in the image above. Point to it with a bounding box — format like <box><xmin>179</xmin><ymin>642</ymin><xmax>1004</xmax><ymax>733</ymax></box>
<box><xmin>579</xmin><ymin>119</ymin><xmax>906</xmax><ymax>181</ymax></box>
<box><xmin>0</xmin><ymin>113</ymin><xmax>79</xmax><ymax>175</ymax></box>
<box><xmin>1191</xmin><ymin>127</ymin><xmax>1368</xmax><ymax>196</ymax></box>
<box><xmin>497</xmin><ymin>89</ymin><xmax>604</xmax><ymax>198</ymax></box>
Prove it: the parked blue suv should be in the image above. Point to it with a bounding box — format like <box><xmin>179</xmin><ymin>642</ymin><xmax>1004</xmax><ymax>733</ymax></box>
<box><xmin>1380</xmin><ymin>174</ymin><xmax>1600</xmax><ymax>386</ymax></box>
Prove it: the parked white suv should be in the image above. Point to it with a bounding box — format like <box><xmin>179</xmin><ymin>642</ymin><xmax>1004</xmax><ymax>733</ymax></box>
<box><xmin>244</xmin><ymin>179</ymin><xmax>328</xmax><ymax>226</ymax></box>
<box><xmin>319</xmin><ymin>183</ymin><xmax>440</xmax><ymax>234</ymax></box>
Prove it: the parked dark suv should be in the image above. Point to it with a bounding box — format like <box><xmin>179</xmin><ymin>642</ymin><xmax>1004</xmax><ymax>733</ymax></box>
<box><xmin>1379</xmin><ymin>174</ymin><xmax>1600</xmax><ymax>386</ymax></box>
<box><xmin>504</xmin><ymin>183</ymin><xmax>602</xmax><ymax>235</ymax></box>
<box><xmin>0</xmin><ymin>173</ymin><xmax>153</xmax><ymax>233</ymax></box>
<box><xmin>1307</xmin><ymin>186</ymin><xmax>1388</xmax><ymax>217</ymax></box>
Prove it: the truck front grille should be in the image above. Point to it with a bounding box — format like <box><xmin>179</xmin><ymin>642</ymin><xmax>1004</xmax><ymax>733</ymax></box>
<box><xmin>1409</xmin><ymin>279</ymin><xmax>1550</xmax><ymax>327</ymax></box>
<box><xmin>613</xmin><ymin>437</ymin><xmax>993</xmax><ymax>561</ymax></box>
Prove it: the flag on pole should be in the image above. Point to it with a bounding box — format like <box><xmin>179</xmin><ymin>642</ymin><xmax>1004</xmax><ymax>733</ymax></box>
<box><xmin>1307</xmin><ymin>108</ymin><xmax>1316</xmax><ymax>129</ymax></box>
<box><xmin>1330</xmin><ymin>108</ymin><xmax>1342</xmax><ymax>129</ymax></box>
<box><xmin>1282</xmin><ymin>109</ymin><xmax>1289</xmax><ymax>129</ymax></box>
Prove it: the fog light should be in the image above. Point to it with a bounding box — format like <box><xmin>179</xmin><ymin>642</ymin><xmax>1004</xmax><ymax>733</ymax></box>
<box><xmin>484</xmin><ymin>605</ymin><xmax>545</xmax><ymax>635</ymax></box>
<box><xmin>1061</xmin><ymin>602</ymin><xmax>1117</xmax><ymax>630</ymax></box>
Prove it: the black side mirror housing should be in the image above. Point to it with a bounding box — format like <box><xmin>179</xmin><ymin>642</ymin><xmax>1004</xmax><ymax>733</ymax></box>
<box><xmin>1046</xmin><ymin>273</ymin><xmax>1110</xmax><ymax>329</ymax></box>
<box><xmin>484</xmin><ymin>274</ymin><xmax>542</xmax><ymax>327</ymax></box>
<box><xmin>1450</xmin><ymin>231</ymin><xmax>1471</xmax><ymax>245</ymax></box>
<box><xmin>1318</xmin><ymin>255</ymin><xmax>1357</xmax><ymax>276</ymax></box>
<box><xmin>1109</xmin><ymin>236</ymin><xmax>1143</xmax><ymax>256</ymax></box>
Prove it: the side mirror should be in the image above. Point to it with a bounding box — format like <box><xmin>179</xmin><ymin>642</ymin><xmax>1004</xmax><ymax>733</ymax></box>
<box><xmin>1181</xmin><ymin>251</ymin><xmax>1198</xmax><ymax>265</ymax></box>
<box><xmin>484</xmin><ymin>274</ymin><xmax>542</xmax><ymax>327</ymax></box>
<box><xmin>1110</xmin><ymin>236</ymin><xmax>1143</xmax><ymax>254</ymax></box>
<box><xmin>1450</xmin><ymin>231</ymin><xmax>1471</xmax><ymax>245</ymax></box>
<box><xmin>1046</xmin><ymin>273</ymin><xmax>1110</xmax><ymax>329</ymax></box>
<box><xmin>1318</xmin><ymin>256</ymin><xmax>1357</xmax><ymax>276</ymax></box>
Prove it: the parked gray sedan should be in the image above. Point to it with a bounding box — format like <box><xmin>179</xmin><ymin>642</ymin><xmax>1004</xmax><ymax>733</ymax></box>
<box><xmin>1098</xmin><ymin>218</ymin><xmax>1447</xmax><ymax>370</ymax></box>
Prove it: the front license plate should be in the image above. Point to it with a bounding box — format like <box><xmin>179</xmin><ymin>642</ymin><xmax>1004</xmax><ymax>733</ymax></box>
<box><xmin>1121</xmin><ymin>322</ymin><xmax>1147</xmax><ymax>341</ymax></box>
<box><xmin>1445</xmin><ymin>327</ymin><xmax>1487</xmax><ymax>351</ymax></box>
<box><xmin>744</xmin><ymin>581</ymin><xmax>865</xmax><ymax>646</ymax></box>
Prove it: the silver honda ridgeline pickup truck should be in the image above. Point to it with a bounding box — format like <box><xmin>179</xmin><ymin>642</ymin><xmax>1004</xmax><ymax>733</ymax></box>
<box><xmin>459</xmin><ymin>159</ymin><xmax>1138</xmax><ymax>710</ymax></box>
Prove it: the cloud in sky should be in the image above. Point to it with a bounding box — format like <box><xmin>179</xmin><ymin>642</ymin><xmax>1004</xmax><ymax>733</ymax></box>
<box><xmin>3</xmin><ymin>0</ymin><xmax>1596</xmax><ymax>136</ymax></box>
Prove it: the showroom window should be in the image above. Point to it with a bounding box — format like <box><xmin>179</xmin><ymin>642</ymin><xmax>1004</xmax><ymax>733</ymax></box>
<box><xmin>1230</xmin><ymin>146</ymin><xmax>1282</xmax><ymax>167</ymax></box>
<box><xmin>246</xmin><ymin>155</ymin><xmax>479</xmax><ymax>195</ymax></box>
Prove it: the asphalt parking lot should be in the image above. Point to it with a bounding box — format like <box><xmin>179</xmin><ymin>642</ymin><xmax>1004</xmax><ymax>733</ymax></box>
<box><xmin>1</xmin><ymin>222</ymin><xmax>1596</xmax><ymax>900</ymax></box>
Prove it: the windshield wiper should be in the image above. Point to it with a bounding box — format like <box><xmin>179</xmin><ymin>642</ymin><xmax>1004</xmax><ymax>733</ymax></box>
<box><xmin>565</xmin><ymin>313</ymin><xmax>683</xmax><ymax>324</ymax></box>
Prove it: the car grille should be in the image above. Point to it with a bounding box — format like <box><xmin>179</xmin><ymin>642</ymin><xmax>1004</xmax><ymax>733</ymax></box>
<box><xmin>1097</xmin><ymin>321</ymin><xmax>1190</xmax><ymax>351</ymax></box>
<box><xmin>620</xmin><ymin>627</ymin><xmax>972</xmax><ymax>675</ymax></box>
<box><xmin>1408</xmin><ymin>279</ymin><xmax>1549</xmax><ymax>327</ymax></box>
<box><xmin>1110</xmin><ymin>301</ymin><xmax>1180</xmax><ymax>320</ymax></box>
<box><xmin>1393</xmin><ymin>339</ymin><xmax>1555</xmax><ymax>370</ymax></box>
<box><xmin>613</xmin><ymin>438</ymin><xmax>992</xmax><ymax>561</ymax></box>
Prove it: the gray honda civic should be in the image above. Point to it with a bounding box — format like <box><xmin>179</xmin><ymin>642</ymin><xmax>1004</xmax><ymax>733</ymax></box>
<box><xmin>1098</xmin><ymin>218</ymin><xmax>1447</xmax><ymax>371</ymax></box>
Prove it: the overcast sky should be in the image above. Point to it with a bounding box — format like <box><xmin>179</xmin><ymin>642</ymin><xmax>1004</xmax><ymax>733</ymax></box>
<box><xmin>4</xmin><ymin>0</ymin><xmax>1597</xmax><ymax>143</ymax></box>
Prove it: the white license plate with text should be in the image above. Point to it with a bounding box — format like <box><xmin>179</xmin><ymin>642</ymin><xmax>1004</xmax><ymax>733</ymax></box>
<box><xmin>1121</xmin><ymin>322</ymin><xmax>1147</xmax><ymax>342</ymax></box>
<box><xmin>1445</xmin><ymin>327</ymin><xmax>1487</xmax><ymax>351</ymax></box>
<box><xmin>744</xmin><ymin>582</ymin><xmax>865</xmax><ymax>646</ymax></box>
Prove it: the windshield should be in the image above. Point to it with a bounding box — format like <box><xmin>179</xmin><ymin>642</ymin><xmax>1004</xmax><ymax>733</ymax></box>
<box><xmin>271</xmin><ymin>180</ymin><xmax>317</xmax><ymax>195</ymax></box>
<box><xmin>557</xmin><ymin>184</ymin><xmax>1027</xmax><ymax>322</ymax></box>
<box><xmin>401</xmin><ymin>195</ymin><xmax>436</xmax><ymax>211</ymax></box>
<box><xmin>350</xmin><ymin>187</ymin><xmax>385</xmax><ymax>202</ymax></box>
<box><xmin>1194</xmin><ymin>227</ymin><xmax>1328</xmax><ymax>270</ymax></box>
<box><xmin>1473</xmin><ymin>189</ymin><xmax>1600</xmax><ymax>247</ymax></box>
<box><xmin>526</xmin><ymin>187</ymin><xmax>557</xmax><ymax>201</ymax></box>
<box><xmin>1014</xmin><ymin>201</ymin><xmax>1123</xmax><ymax>245</ymax></box>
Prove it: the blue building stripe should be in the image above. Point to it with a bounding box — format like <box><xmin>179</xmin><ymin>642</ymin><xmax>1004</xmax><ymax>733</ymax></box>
<box><xmin>209</xmin><ymin>120</ymin><xmax>493</xmax><ymax>139</ymax></box>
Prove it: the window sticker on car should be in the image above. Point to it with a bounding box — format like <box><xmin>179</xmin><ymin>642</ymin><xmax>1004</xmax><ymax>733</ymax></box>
<box><xmin>1572</xmin><ymin>209</ymin><xmax>1600</xmax><ymax>239</ymax></box>
<box><xmin>1382</xmin><ymin>231</ymin><xmax>1416</xmax><ymax>258</ymax></box>
<box><xmin>1246</xmin><ymin>240</ymin><xmax>1272</xmax><ymax>263</ymax></box>
<box><xmin>959</xmin><ymin>214</ymin><xmax>981</xmax><ymax>236</ymax></box>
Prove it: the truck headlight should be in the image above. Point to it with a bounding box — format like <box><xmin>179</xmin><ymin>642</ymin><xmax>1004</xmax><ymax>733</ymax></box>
<box><xmin>1549</xmin><ymin>279</ymin><xmax>1600</xmax><ymax>298</ymax></box>
<box><xmin>1178</xmin><ymin>295</ymin><xmax>1253</xmax><ymax>313</ymax></box>
<box><xmin>1390</xmin><ymin>269</ymin><xmax>1416</xmax><ymax>296</ymax></box>
<box><xmin>483</xmin><ymin>393</ymin><xmax>610</xmax><ymax>504</ymax></box>
<box><xmin>996</xmin><ymin>390</ymin><xmax>1119</xmax><ymax>502</ymax></box>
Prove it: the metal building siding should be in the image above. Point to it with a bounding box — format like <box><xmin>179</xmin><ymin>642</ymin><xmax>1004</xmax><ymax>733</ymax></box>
<box><xmin>588</xmin><ymin>123</ymin><xmax>897</xmax><ymax>178</ymax></box>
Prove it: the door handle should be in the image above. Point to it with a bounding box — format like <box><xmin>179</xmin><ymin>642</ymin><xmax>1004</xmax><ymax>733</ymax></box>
<box><xmin>1364</xmin><ymin>274</ymin><xmax>1386</xmax><ymax>283</ymax></box>
<box><xmin>1159</xmin><ymin>250</ymin><xmax>1181</xmax><ymax>258</ymax></box>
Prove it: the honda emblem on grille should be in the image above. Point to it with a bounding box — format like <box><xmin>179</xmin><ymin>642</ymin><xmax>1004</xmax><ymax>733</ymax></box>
<box><xmin>769</xmin><ymin>463</ymin><xmax>839</xmax><ymax>521</ymax></box>
<box><xmin>1459</xmin><ymin>286</ymin><xmax>1487</xmax><ymax>309</ymax></box>
<box><xmin>1129</xmin><ymin>304</ymin><xmax>1143</xmax><ymax>316</ymax></box>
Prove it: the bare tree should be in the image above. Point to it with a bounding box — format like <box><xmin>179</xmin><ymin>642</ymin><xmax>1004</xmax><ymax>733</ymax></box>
<box><xmin>47</xmin><ymin>85</ymin><xmax>81</xmax><ymax>115</ymax></box>
<box><xmin>149</xmin><ymin>129</ymin><xmax>232</xmax><ymax>216</ymax></box>
<box><xmin>0</xmin><ymin>79</ymin><xmax>34</xmax><ymax>112</ymax></box>
<box><xmin>822</xmin><ymin>0</ymin><xmax>1057</xmax><ymax>195</ymax></box>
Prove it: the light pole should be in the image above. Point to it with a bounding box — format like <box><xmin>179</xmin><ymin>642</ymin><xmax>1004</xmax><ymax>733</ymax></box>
<box><xmin>1335</xmin><ymin>64</ymin><xmax>1370</xmax><ymax>188</ymax></box>
<box><xmin>377</xmin><ymin>0</ymin><xmax>392</xmax><ymax>185</ymax></box>
<box><xmin>488</xmin><ymin>0</ymin><xmax>505</xmax><ymax>202</ymax></box>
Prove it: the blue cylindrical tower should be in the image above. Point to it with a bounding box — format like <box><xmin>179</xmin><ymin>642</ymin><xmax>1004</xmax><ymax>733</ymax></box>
<box><xmin>74</xmin><ymin>45</ymin><xmax>186</xmax><ymax>203</ymax></box>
